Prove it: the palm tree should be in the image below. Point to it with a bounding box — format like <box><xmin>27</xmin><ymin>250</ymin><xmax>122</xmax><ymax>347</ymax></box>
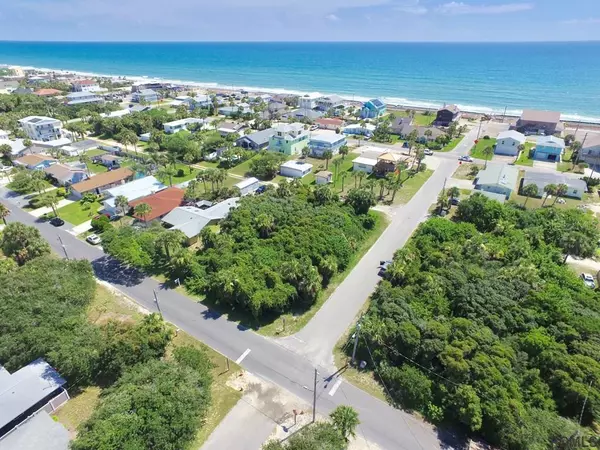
<box><xmin>38</xmin><ymin>192</ymin><xmax>60</xmax><ymax>217</ymax></box>
<box><xmin>447</xmin><ymin>186</ymin><xmax>460</xmax><ymax>205</ymax></box>
<box><xmin>214</xmin><ymin>169</ymin><xmax>227</xmax><ymax>190</ymax></box>
<box><xmin>339</xmin><ymin>145</ymin><xmax>349</xmax><ymax>161</ymax></box>
<box><xmin>323</xmin><ymin>150</ymin><xmax>333</xmax><ymax>170</ymax></box>
<box><xmin>357</xmin><ymin>171</ymin><xmax>366</xmax><ymax>188</ymax></box>
<box><xmin>377</xmin><ymin>178</ymin><xmax>386</xmax><ymax>200</ymax></box>
<box><xmin>254</xmin><ymin>213</ymin><xmax>275</xmax><ymax>238</ymax></box>
<box><xmin>158</xmin><ymin>166</ymin><xmax>176</xmax><ymax>187</ymax></box>
<box><xmin>301</xmin><ymin>146</ymin><xmax>310</xmax><ymax>159</ymax></box>
<box><xmin>276</xmin><ymin>181</ymin><xmax>292</xmax><ymax>198</ymax></box>
<box><xmin>0</xmin><ymin>144</ymin><xmax>11</xmax><ymax>158</ymax></box>
<box><xmin>133</xmin><ymin>203</ymin><xmax>152</xmax><ymax>223</ymax></box>
<box><xmin>79</xmin><ymin>153</ymin><xmax>92</xmax><ymax>176</ymax></box>
<box><xmin>437</xmin><ymin>191</ymin><xmax>450</xmax><ymax>214</ymax></box>
<box><xmin>156</xmin><ymin>230</ymin><xmax>184</xmax><ymax>258</ymax></box>
<box><xmin>542</xmin><ymin>183</ymin><xmax>557</xmax><ymax>207</ymax></box>
<box><xmin>482</xmin><ymin>146</ymin><xmax>494</xmax><ymax>169</ymax></box>
<box><xmin>522</xmin><ymin>183</ymin><xmax>539</xmax><ymax>207</ymax></box>
<box><xmin>115</xmin><ymin>195</ymin><xmax>130</xmax><ymax>217</ymax></box>
<box><xmin>196</xmin><ymin>171</ymin><xmax>208</xmax><ymax>192</ymax></box>
<box><xmin>552</xmin><ymin>183</ymin><xmax>568</xmax><ymax>206</ymax></box>
<box><xmin>366</xmin><ymin>178</ymin><xmax>376</xmax><ymax>195</ymax></box>
<box><xmin>424</xmin><ymin>129</ymin><xmax>433</xmax><ymax>141</ymax></box>
<box><xmin>340</xmin><ymin>172</ymin><xmax>348</xmax><ymax>191</ymax></box>
<box><xmin>415</xmin><ymin>147</ymin><xmax>426</xmax><ymax>173</ymax></box>
<box><xmin>0</xmin><ymin>203</ymin><xmax>10</xmax><ymax>225</ymax></box>
<box><xmin>330</xmin><ymin>406</ymin><xmax>360</xmax><ymax>442</ymax></box>
<box><xmin>332</xmin><ymin>159</ymin><xmax>342</xmax><ymax>183</ymax></box>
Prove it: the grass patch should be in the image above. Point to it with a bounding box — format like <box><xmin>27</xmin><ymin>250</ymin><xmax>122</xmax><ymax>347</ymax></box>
<box><xmin>470</xmin><ymin>137</ymin><xmax>497</xmax><ymax>160</ymax></box>
<box><xmin>227</xmin><ymin>157</ymin><xmax>255</xmax><ymax>177</ymax></box>
<box><xmin>439</xmin><ymin>137</ymin><xmax>462</xmax><ymax>152</ymax></box>
<box><xmin>257</xmin><ymin>211</ymin><xmax>389</xmax><ymax>337</ymax></box>
<box><xmin>87</xmin><ymin>163</ymin><xmax>108</xmax><ymax>174</ymax></box>
<box><xmin>157</xmin><ymin>163</ymin><xmax>199</xmax><ymax>185</ymax></box>
<box><xmin>53</xmin><ymin>386</ymin><xmax>101</xmax><ymax>437</ymax></box>
<box><xmin>515</xmin><ymin>147</ymin><xmax>534</xmax><ymax>167</ymax></box>
<box><xmin>198</xmin><ymin>160</ymin><xmax>221</xmax><ymax>169</ymax></box>
<box><xmin>57</xmin><ymin>200</ymin><xmax>103</xmax><ymax>225</ymax></box>
<box><xmin>453</xmin><ymin>163</ymin><xmax>484</xmax><ymax>181</ymax></box>
<box><xmin>393</xmin><ymin>169</ymin><xmax>434</xmax><ymax>204</ymax></box>
<box><xmin>392</xmin><ymin>110</ymin><xmax>435</xmax><ymax>126</ymax></box>
<box><xmin>85</xmin><ymin>149</ymin><xmax>108</xmax><ymax>157</ymax></box>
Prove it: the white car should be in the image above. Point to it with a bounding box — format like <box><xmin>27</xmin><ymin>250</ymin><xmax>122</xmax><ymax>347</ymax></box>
<box><xmin>581</xmin><ymin>273</ymin><xmax>596</xmax><ymax>289</ymax></box>
<box><xmin>459</xmin><ymin>155</ymin><xmax>474</xmax><ymax>162</ymax></box>
<box><xmin>86</xmin><ymin>234</ymin><xmax>102</xmax><ymax>245</ymax></box>
<box><xmin>424</xmin><ymin>149</ymin><xmax>434</xmax><ymax>156</ymax></box>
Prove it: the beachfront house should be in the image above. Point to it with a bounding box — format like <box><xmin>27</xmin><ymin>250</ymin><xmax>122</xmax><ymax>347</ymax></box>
<box><xmin>298</xmin><ymin>93</ymin><xmax>321</xmax><ymax>111</ymax></box>
<box><xmin>163</xmin><ymin>118</ymin><xmax>206</xmax><ymax>134</ymax></box>
<box><xmin>103</xmin><ymin>176</ymin><xmax>166</xmax><ymax>214</ymax></box>
<box><xmin>170</xmin><ymin>95</ymin><xmax>195</xmax><ymax>108</ymax></box>
<box><xmin>162</xmin><ymin>198</ymin><xmax>239</xmax><ymax>245</ymax></box>
<box><xmin>13</xmin><ymin>154</ymin><xmax>57</xmax><ymax>170</ymax></box>
<box><xmin>132</xmin><ymin>89</ymin><xmax>159</xmax><ymax>103</ymax></box>
<box><xmin>236</xmin><ymin>128</ymin><xmax>275</xmax><ymax>151</ymax></box>
<box><xmin>129</xmin><ymin>186</ymin><xmax>185</xmax><ymax>223</ymax></box>
<box><xmin>308</xmin><ymin>132</ymin><xmax>347</xmax><ymax>157</ymax></box>
<box><xmin>315</xmin><ymin>171</ymin><xmax>333</xmax><ymax>185</ymax></box>
<box><xmin>580</xmin><ymin>134</ymin><xmax>600</xmax><ymax>170</ymax></box>
<box><xmin>18</xmin><ymin>116</ymin><xmax>64</xmax><ymax>142</ymax></box>
<box><xmin>514</xmin><ymin>110</ymin><xmax>563</xmax><ymax>135</ymax></box>
<box><xmin>315</xmin><ymin>95</ymin><xmax>344</xmax><ymax>112</ymax></box>
<box><xmin>390</xmin><ymin>117</ymin><xmax>444</xmax><ymax>143</ymax></box>
<box><xmin>532</xmin><ymin>135</ymin><xmax>565</xmax><ymax>162</ymax></box>
<box><xmin>72</xmin><ymin>79</ymin><xmax>100</xmax><ymax>92</ymax></box>
<box><xmin>191</xmin><ymin>94</ymin><xmax>212</xmax><ymax>110</ymax></box>
<box><xmin>43</xmin><ymin>163</ymin><xmax>89</xmax><ymax>186</ymax></box>
<box><xmin>360</xmin><ymin>99</ymin><xmax>386</xmax><ymax>119</ymax></box>
<box><xmin>434</xmin><ymin>105</ymin><xmax>461</xmax><ymax>126</ymax></box>
<box><xmin>66</xmin><ymin>91</ymin><xmax>104</xmax><ymax>106</ymax></box>
<box><xmin>280</xmin><ymin>160</ymin><xmax>313</xmax><ymax>178</ymax></box>
<box><xmin>269</xmin><ymin>123</ymin><xmax>309</xmax><ymax>156</ymax></box>
<box><xmin>343</xmin><ymin>123</ymin><xmax>376</xmax><ymax>138</ymax></box>
<box><xmin>70</xmin><ymin>167</ymin><xmax>134</xmax><ymax>198</ymax></box>
<box><xmin>495</xmin><ymin>130</ymin><xmax>526</xmax><ymax>156</ymax></box>
<box><xmin>235</xmin><ymin>177</ymin><xmax>260</xmax><ymax>196</ymax></box>
<box><xmin>474</xmin><ymin>165</ymin><xmax>519</xmax><ymax>199</ymax></box>
<box><xmin>521</xmin><ymin>172</ymin><xmax>586</xmax><ymax>200</ymax></box>
<box><xmin>283</xmin><ymin>109</ymin><xmax>324</xmax><ymax>121</ymax></box>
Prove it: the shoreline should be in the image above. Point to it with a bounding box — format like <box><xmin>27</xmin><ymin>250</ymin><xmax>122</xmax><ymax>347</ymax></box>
<box><xmin>4</xmin><ymin>62</ymin><xmax>600</xmax><ymax>125</ymax></box>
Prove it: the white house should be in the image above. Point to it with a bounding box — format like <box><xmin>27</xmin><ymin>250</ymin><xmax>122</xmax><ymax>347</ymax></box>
<box><xmin>495</xmin><ymin>130</ymin><xmax>526</xmax><ymax>156</ymax></box>
<box><xmin>163</xmin><ymin>118</ymin><xmax>206</xmax><ymax>134</ymax></box>
<box><xmin>315</xmin><ymin>171</ymin><xmax>333</xmax><ymax>185</ymax></box>
<box><xmin>308</xmin><ymin>132</ymin><xmax>347</xmax><ymax>157</ymax></box>
<box><xmin>280</xmin><ymin>160</ymin><xmax>313</xmax><ymax>178</ymax></box>
<box><xmin>298</xmin><ymin>93</ymin><xmax>321</xmax><ymax>111</ymax></box>
<box><xmin>18</xmin><ymin>116</ymin><xmax>64</xmax><ymax>141</ymax></box>
<box><xmin>235</xmin><ymin>177</ymin><xmax>260</xmax><ymax>196</ymax></box>
<box><xmin>72</xmin><ymin>79</ymin><xmax>100</xmax><ymax>92</ymax></box>
<box><xmin>103</xmin><ymin>176</ymin><xmax>166</xmax><ymax>213</ymax></box>
<box><xmin>66</xmin><ymin>92</ymin><xmax>104</xmax><ymax>106</ymax></box>
<box><xmin>353</xmin><ymin>156</ymin><xmax>378</xmax><ymax>173</ymax></box>
<box><xmin>343</xmin><ymin>123</ymin><xmax>376</xmax><ymax>137</ymax></box>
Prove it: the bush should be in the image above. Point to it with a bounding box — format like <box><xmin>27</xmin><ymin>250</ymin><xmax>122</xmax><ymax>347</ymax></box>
<box><xmin>362</xmin><ymin>212</ymin><xmax>377</xmax><ymax>230</ymax></box>
<box><xmin>483</xmin><ymin>135</ymin><xmax>490</xmax><ymax>140</ymax></box>
<box><xmin>583</xmin><ymin>176</ymin><xmax>600</xmax><ymax>187</ymax></box>
<box><xmin>418</xmin><ymin>163</ymin><xmax>427</xmax><ymax>172</ymax></box>
<box><xmin>56</xmin><ymin>187</ymin><xmax>68</xmax><ymax>198</ymax></box>
<box><xmin>177</xmin><ymin>168</ymin><xmax>185</xmax><ymax>177</ymax></box>
<box><xmin>90</xmin><ymin>215</ymin><xmax>111</xmax><ymax>232</ymax></box>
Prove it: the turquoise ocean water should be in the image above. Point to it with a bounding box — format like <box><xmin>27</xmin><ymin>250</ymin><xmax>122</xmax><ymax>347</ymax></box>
<box><xmin>0</xmin><ymin>41</ymin><xmax>599</xmax><ymax>121</ymax></box>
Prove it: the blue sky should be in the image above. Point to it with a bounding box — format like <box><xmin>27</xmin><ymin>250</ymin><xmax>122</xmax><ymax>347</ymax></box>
<box><xmin>1</xmin><ymin>0</ymin><xmax>599</xmax><ymax>41</ymax></box>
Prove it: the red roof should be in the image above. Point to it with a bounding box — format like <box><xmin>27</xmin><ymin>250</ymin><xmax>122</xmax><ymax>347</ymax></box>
<box><xmin>316</xmin><ymin>118</ymin><xmax>344</xmax><ymax>126</ymax></box>
<box><xmin>34</xmin><ymin>88</ymin><xmax>62</xmax><ymax>96</ymax></box>
<box><xmin>74</xmin><ymin>79</ymin><xmax>96</xmax><ymax>85</ymax></box>
<box><xmin>129</xmin><ymin>187</ymin><xmax>185</xmax><ymax>222</ymax></box>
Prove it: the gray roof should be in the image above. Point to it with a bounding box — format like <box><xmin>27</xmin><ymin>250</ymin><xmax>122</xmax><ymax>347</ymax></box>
<box><xmin>70</xmin><ymin>139</ymin><xmax>100</xmax><ymax>151</ymax></box>
<box><xmin>476</xmin><ymin>165</ymin><xmax>519</xmax><ymax>190</ymax></box>
<box><xmin>138</xmin><ymin>89</ymin><xmax>157</xmax><ymax>95</ymax></box>
<box><xmin>238</xmin><ymin>128</ymin><xmax>275</xmax><ymax>146</ymax></box>
<box><xmin>497</xmin><ymin>130</ymin><xmax>526</xmax><ymax>143</ymax></box>
<box><xmin>522</xmin><ymin>171</ymin><xmax>586</xmax><ymax>192</ymax></box>
<box><xmin>0</xmin><ymin>359</ymin><xmax>66</xmax><ymax>430</ymax></box>
<box><xmin>286</xmin><ymin>109</ymin><xmax>324</xmax><ymax>120</ymax></box>
<box><xmin>0</xmin><ymin>411</ymin><xmax>69</xmax><ymax>450</ymax></box>
<box><xmin>537</xmin><ymin>135</ymin><xmax>565</xmax><ymax>148</ymax></box>
<box><xmin>520</xmin><ymin>109</ymin><xmax>561</xmax><ymax>124</ymax></box>
<box><xmin>476</xmin><ymin>191</ymin><xmax>506</xmax><ymax>203</ymax></box>
<box><xmin>162</xmin><ymin>198</ymin><xmax>239</xmax><ymax>238</ymax></box>
<box><xmin>67</xmin><ymin>91</ymin><xmax>99</xmax><ymax>99</ymax></box>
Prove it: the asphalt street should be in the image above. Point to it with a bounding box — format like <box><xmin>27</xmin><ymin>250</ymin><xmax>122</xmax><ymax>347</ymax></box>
<box><xmin>0</xmin><ymin>131</ymin><xmax>482</xmax><ymax>449</ymax></box>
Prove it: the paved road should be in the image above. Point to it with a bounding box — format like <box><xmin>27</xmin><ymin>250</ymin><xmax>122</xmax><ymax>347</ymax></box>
<box><xmin>279</xmin><ymin>128</ymin><xmax>479</xmax><ymax>368</ymax></box>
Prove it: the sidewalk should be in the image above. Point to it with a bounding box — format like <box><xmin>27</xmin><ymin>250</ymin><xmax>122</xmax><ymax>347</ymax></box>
<box><xmin>29</xmin><ymin>198</ymin><xmax>74</xmax><ymax>217</ymax></box>
<box><xmin>69</xmin><ymin>219</ymin><xmax>93</xmax><ymax>236</ymax></box>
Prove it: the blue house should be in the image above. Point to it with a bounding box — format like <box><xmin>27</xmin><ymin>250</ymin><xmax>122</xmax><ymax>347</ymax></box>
<box><xmin>360</xmin><ymin>98</ymin><xmax>386</xmax><ymax>119</ymax></box>
<box><xmin>533</xmin><ymin>135</ymin><xmax>565</xmax><ymax>162</ymax></box>
<box><xmin>309</xmin><ymin>132</ymin><xmax>347</xmax><ymax>157</ymax></box>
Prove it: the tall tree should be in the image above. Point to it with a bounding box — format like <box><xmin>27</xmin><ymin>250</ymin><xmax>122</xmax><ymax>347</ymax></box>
<box><xmin>482</xmin><ymin>146</ymin><xmax>494</xmax><ymax>168</ymax></box>
<box><xmin>1</xmin><ymin>222</ymin><xmax>51</xmax><ymax>265</ymax></box>
<box><xmin>522</xmin><ymin>183</ymin><xmax>539</xmax><ymax>207</ymax></box>
<box><xmin>134</xmin><ymin>202</ymin><xmax>152</xmax><ymax>223</ymax></box>
<box><xmin>542</xmin><ymin>183</ymin><xmax>557</xmax><ymax>207</ymax></box>
<box><xmin>323</xmin><ymin>150</ymin><xmax>333</xmax><ymax>170</ymax></box>
<box><xmin>0</xmin><ymin>202</ymin><xmax>9</xmax><ymax>225</ymax></box>
<box><xmin>115</xmin><ymin>195</ymin><xmax>130</xmax><ymax>216</ymax></box>
<box><xmin>329</xmin><ymin>405</ymin><xmax>360</xmax><ymax>442</ymax></box>
<box><xmin>552</xmin><ymin>183</ymin><xmax>568</xmax><ymax>206</ymax></box>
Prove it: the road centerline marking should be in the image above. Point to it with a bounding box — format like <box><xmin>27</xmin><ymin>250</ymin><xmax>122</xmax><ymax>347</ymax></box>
<box><xmin>235</xmin><ymin>348</ymin><xmax>251</xmax><ymax>364</ymax></box>
<box><xmin>328</xmin><ymin>379</ymin><xmax>343</xmax><ymax>396</ymax></box>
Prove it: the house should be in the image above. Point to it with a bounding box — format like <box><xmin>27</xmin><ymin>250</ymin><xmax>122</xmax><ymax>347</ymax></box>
<box><xmin>315</xmin><ymin>118</ymin><xmax>345</xmax><ymax>131</ymax></box>
<box><xmin>353</xmin><ymin>155</ymin><xmax>378</xmax><ymax>174</ymax></box>
<box><xmin>139</xmin><ymin>132</ymin><xmax>151</xmax><ymax>142</ymax></box>
<box><xmin>66</xmin><ymin>91</ymin><xmax>103</xmax><ymax>106</ymax></box>
<box><xmin>102</xmin><ymin>109</ymin><xmax>131</xmax><ymax>119</ymax></box>
<box><xmin>72</xmin><ymin>79</ymin><xmax>100</xmax><ymax>92</ymax></box>
<box><xmin>308</xmin><ymin>132</ymin><xmax>347</xmax><ymax>157</ymax></box>
<box><xmin>269</xmin><ymin>123</ymin><xmax>310</xmax><ymax>156</ymax></box>
<box><xmin>579</xmin><ymin>134</ymin><xmax>600</xmax><ymax>169</ymax></box>
<box><xmin>474</xmin><ymin>165</ymin><xmax>519</xmax><ymax>199</ymax></box>
<box><xmin>18</xmin><ymin>116</ymin><xmax>63</xmax><ymax>141</ymax></box>
<box><xmin>476</xmin><ymin>191</ymin><xmax>507</xmax><ymax>204</ymax></box>
<box><xmin>315</xmin><ymin>95</ymin><xmax>344</xmax><ymax>112</ymax></box>
<box><xmin>1</xmin><ymin>139</ymin><xmax>26</xmax><ymax>159</ymax></box>
<box><xmin>218</xmin><ymin>121</ymin><xmax>246</xmax><ymax>137</ymax></box>
<box><xmin>0</xmin><ymin>80</ymin><xmax>20</xmax><ymax>94</ymax></box>
<box><xmin>236</xmin><ymin>128</ymin><xmax>275</xmax><ymax>151</ymax></box>
<box><xmin>103</xmin><ymin>176</ymin><xmax>166</xmax><ymax>213</ymax></box>
<box><xmin>43</xmin><ymin>163</ymin><xmax>88</xmax><ymax>186</ymax></box>
<box><xmin>298</xmin><ymin>93</ymin><xmax>322</xmax><ymax>110</ymax></box>
<box><xmin>495</xmin><ymin>130</ymin><xmax>526</xmax><ymax>156</ymax></box>
<box><xmin>129</xmin><ymin>186</ymin><xmax>185</xmax><ymax>222</ymax></box>
<box><xmin>343</xmin><ymin>123</ymin><xmax>376</xmax><ymax>137</ymax></box>
<box><xmin>315</xmin><ymin>171</ymin><xmax>333</xmax><ymax>185</ymax></box>
<box><xmin>162</xmin><ymin>198</ymin><xmax>240</xmax><ymax>244</ymax></box>
<box><xmin>218</xmin><ymin>105</ymin><xmax>252</xmax><ymax>117</ymax></box>
<box><xmin>360</xmin><ymin>99</ymin><xmax>386</xmax><ymax>119</ymax></box>
<box><xmin>514</xmin><ymin>110</ymin><xmax>563</xmax><ymax>135</ymax></box>
<box><xmin>0</xmin><ymin>359</ymin><xmax>69</xmax><ymax>438</ymax></box>
<box><xmin>521</xmin><ymin>172</ymin><xmax>586</xmax><ymax>200</ymax></box>
<box><xmin>280</xmin><ymin>160</ymin><xmax>313</xmax><ymax>178</ymax></box>
<box><xmin>190</xmin><ymin>94</ymin><xmax>212</xmax><ymax>110</ymax></box>
<box><xmin>69</xmin><ymin>139</ymin><xmax>100</xmax><ymax>154</ymax></box>
<box><xmin>132</xmin><ymin>89</ymin><xmax>159</xmax><ymax>103</ymax></box>
<box><xmin>434</xmin><ymin>105</ymin><xmax>461</xmax><ymax>126</ymax></box>
<box><xmin>390</xmin><ymin>117</ymin><xmax>444</xmax><ymax>143</ymax></box>
<box><xmin>129</xmin><ymin>104</ymin><xmax>153</xmax><ymax>113</ymax></box>
<box><xmin>163</xmin><ymin>118</ymin><xmax>206</xmax><ymax>134</ymax></box>
<box><xmin>13</xmin><ymin>154</ymin><xmax>56</xmax><ymax>170</ymax></box>
<box><xmin>99</xmin><ymin>154</ymin><xmax>121</xmax><ymax>168</ymax></box>
<box><xmin>235</xmin><ymin>177</ymin><xmax>260</xmax><ymax>196</ymax></box>
<box><xmin>12</xmin><ymin>87</ymin><xmax>33</xmax><ymax>95</ymax></box>
<box><xmin>70</xmin><ymin>167</ymin><xmax>134</xmax><ymax>198</ymax></box>
<box><xmin>375</xmin><ymin>152</ymin><xmax>402</xmax><ymax>176</ymax></box>
<box><xmin>170</xmin><ymin>95</ymin><xmax>195</xmax><ymax>108</ymax></box>
<box><xmin>34</xmin><ymin>88</ymin><xmax>62</xmax><ymax>97</ymax></box>
<box><xmin>0</xmin><ymin>408</ymin><xmax>69</xmax><ymax>450</ymax></box>
<box><xmin>533</xmin><ymin>135</ymin><xmax>565</xmax><ymax>162</ymax></box>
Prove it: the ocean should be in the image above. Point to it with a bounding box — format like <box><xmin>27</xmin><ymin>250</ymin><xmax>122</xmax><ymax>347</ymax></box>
<box><xmin>0</xmin><ymin>41</ymin><xmax>599</xmax><ymax>122</ymax></box>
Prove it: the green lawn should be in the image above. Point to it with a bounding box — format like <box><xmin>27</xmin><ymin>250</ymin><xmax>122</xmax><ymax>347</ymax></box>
<box><xmin>87</xmin><ymin>163</ymin><xmax>108</xmax><ymax>174</ymax></box>
<box><xmin>85</xmin><ymin>149</ymin><xmax>108</xmax><ymax>157</ymax></box>
<box><xmin>391</xmin><ymin>110</ymin><xmax>436</xmax><ymax>126</ymax></box>
<box><xmin>227</xmin><ymin>157</ymin><xmax>255</xmax><ymax>177</ymax></box>
<box><xmin>515</xmin><ymin>143</ymin><xmax>535</xmax><ymax>167</ymax></box>
<box><xmin>56</xmin><ymin>200</ymin><xmax>103</xmax><ymax>225</ymax></box>
<box><xmin>439</xmin><ymin>137</ymin><xmax>462</xmax><ymax>152</ymax></box>
<box><xmin>470</xmin><ymin>137</ymin><xmax>497</xmax><ymax>160</ymax></box>
<box><xmin>394</xmin><ymin>169</ymin><xmax>434</xmax><ymax>204</ymax></box>
<box><xmin>157</xmin><ymin>163</ymin><xmax>199</xmax><ymax>185</ymax></box>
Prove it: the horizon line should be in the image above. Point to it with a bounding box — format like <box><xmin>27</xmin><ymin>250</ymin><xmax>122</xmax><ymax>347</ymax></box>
<box><xmin>1</xmin><ymin>39</ymin><xmax>600</xmax><ymax>44</ymax></box>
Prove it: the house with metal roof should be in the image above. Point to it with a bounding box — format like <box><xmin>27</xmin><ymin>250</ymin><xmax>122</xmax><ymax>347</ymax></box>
<box><xmin>66</xmin><ymin>91</ymin><xmax>104</xmax><ymax>106</ymax></box>
<box><xmin>495</xmin><ymin>130</ymin><xmax>526</xmax><ymax>156</ymax></box>
<box><xmin>360</xmin><ymin>98</ymin><xmax>386</xmax><ymax>119</ymax></box>
<box><xmin>474</xmin><ymin>164</ymin><xmax>519</xmax><ymax>199</ymax></box>
<box><xmin>18</xmin><ymin>116</ymin><xmax>63</xmax><ymax>142</ymax></box>
<box><xmin>533</xmin><ymin>135</ymin><xmax>565</xmax><ymax>162</ymax></box>
<box><xmin>514</xmin><ymin>110</ymin><xmax>563</xmax><ymax>135</ymax></box>
<box><xmin>103</xmin><ymin>176</ymin><xmax>166</xmax><ymax>213</ymax></box>
<box><xmin>236</xmin><ymin>128</ymin><xmax>275</xmax><ymax>151</ymax></box>
<box><xmin>308</xmin><ymin>132</ymin><xmax>347</xmax><ymax>157</ymax></box>
<box><xmin>163</xmin><ymin>118</ymin><xmax>206</xmax><ymax>134</ymax></box>
<box><xmin>162</xmin><ymin>198</ymin><xmax>239</xmax><ymax>244</ymax></box>
<box><xmin>43</xmin><ymin>163</ymin><xmax>88</xmax><ymax>186</ymax></box>
<box><xmin>234</xmin><ymin>177</ymin><xmax>260</xmax><ymax>196</ymax></box>
<box><xmin>132</xmin><ymin>89</ymin><xmax>158</xmax><ymax>103</ymax></box>
<box><xmin>521</xmin><ymin>172</ymin><xmax>586</xmax><ymax>200</ymax></box>
<box><xmin>280</xmin><ymin>160</ymin><xmax>313</xmax><ymax>178</ymax></box>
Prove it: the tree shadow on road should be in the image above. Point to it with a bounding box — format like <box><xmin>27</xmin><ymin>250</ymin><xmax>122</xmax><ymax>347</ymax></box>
<box><xmin>92</xmin><ymin>255</ymin><xmax>145</xmax><ymax>287</ymax></box>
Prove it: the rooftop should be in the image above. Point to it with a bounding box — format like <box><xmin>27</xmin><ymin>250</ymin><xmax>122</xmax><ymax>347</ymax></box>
<box><xmin>523</xmin><ymin>171</ymin><xmax>587</xmax><ymax>191</ymax></box>
<box><xmin>70</xmin><ymin>139</ymin><xmax>100</xmax><ymax>151</ymax></box>
<box><xmin>476</xmin><ymin>164</ymin><xmax>519</xmax><ymax>189</ymax></box>
<box><xmin>0</xmin><ymin>411</ymin><xmax>69</xmax><ymax>450</ymax></box>
<box><xmin>537</xmin><ymin>135</ymin><xmax>565</xmax><ymax>147</ymax></box>
<box><xmin>66</xmin><ymin>92</ymin><xmax>101</xmax><ymax>99</ymax></box>
<box><xmin>520</xmin><ymin>109</ymin><xmax>561</xmax><ymax>124</ymax></box>
<box><xmin>129</xmin><ymin>186</ymin><xmax>185</xmax><ymax>222</ymax></box>
<box><xmin>239</xmin><ymin>128</ymin><xmax>275</xmax><ymax>146</ymax></box>
<box><xmin>281</xmin><ymin>160</ymin><xmax>313</xmax><ymax>171</ymax></box>
<box><xmin>497</xmin><ymin>130</ymin><xmax>526</xmax><ymax>142</ymax></box>
<box><xmin>33</xmin><ymin>89</ymin><xmax>62</xmax><ymax>97</ymax></box>
<box><xmin>14</xmin><ymin>154</ymin><xmax>56</xmax><ymax>166</ymax></box>
<box><xmin>0</xmin><ymin>359</ymin><xmax>66</xmax><ymax>431</ymax></box>
<box><xmin>162</xmin><ymin>198</ymin><xmax>239</xmax><ymax>238</ymax></box>
<box><xmin>164</xmin><ymin>118</ymin><xmax>205</xmax><ymax>127</ymax></box>
<box><xmin>71</xmin><ymin>167</ymin><xmax>133</xmax><ymax>193</ymax></box>
<box><xmin>73</xmin><ymin>79</ymin><xmax>97</xmax><ymax>86</ymax></box>
<box><xmin>138</xmin><ymin>89</ymin><xmax>157</xmax><ymax>95</ymax></box>
<box><xmin>439</xmin><ymin>104</ymin><xmax>460</xmax><ymax>113</ymax></box>
<box><xmin>105</xmin><ymin>176</ymin><xmax>166</xmax><ymax>204</ymax></box>
<box><xmin>43</xmin><ymin>163</ymin><xmax>86</xmax><ymax>180</ymax></box>
<box><xmin>309</xmin><ymin>132</ymin><xmax>346</xmax><ymax>144</ymax></box>
<box><xmin>366</xmin><ymin>98</ymin><xmax>385</xmax><ymax>108</ymax></box>
<box><xmin>235</xmin><ymin>177</ymin><xmax>260</xmax><ymax>190</ymax></box>
<box><xmin>316</xmin><ymin>118</ymin><xmax>344</xmax><ymax>126</ymax></box>
<box><xmin>353</xmin><ymin>156</ymin><xmax>378</xmax><ymax>166</ymax></box>
<box><xmin>18</xmin><ymin>116</ymin><xmax>60</xmax><ymax>126</ymax></box>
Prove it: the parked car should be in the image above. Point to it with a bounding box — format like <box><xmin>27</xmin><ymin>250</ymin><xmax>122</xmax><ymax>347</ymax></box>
<box><xmin>86</xmin><ymin>234</ymin><xmax>102</xmax><ymax>245</ymax></box>
<box><xmin>378</xmin><ymin>260</ymin><xmax>393</xmax><ymax>277</ymax></box>
<box><xmin>450</xmin><ymin>197</ymin><xmax>461</xmax><ymax>206</ymax></box>
<box><xmin>424</xmin><ymin>149</ymin><xmax>434</xmax><ymax>156</ymax></box>
<box><xmin>50</xmin><ymin>217</ymin><xmax>65</xmax><ymax>227</ymax></box>
<box><xmin>459</xmin><ymin>155</ymin><xmax>474</xmax><ymax>162</ymax></box>
<box><xmin>256</xmin><ymin>185</ymin><xmax>267</xmax><ymax>194</ymax></box>
<box><xmin>581</xmin><ymin>273</ymin><xmax>596</xmax><ymax>289</ymax></box>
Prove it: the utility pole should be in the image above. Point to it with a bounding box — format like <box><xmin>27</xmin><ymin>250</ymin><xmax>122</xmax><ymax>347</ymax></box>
<box><xmin>153</xmin><ymin>289</ymin><xmax>163</xmax><ymax>318</ymax></box>
<box><xmin>312</xmin><ymin>368</ymin><xmax>318</xmax><ymax>423</ymax></box>
<box><xmin>575</xmin><ymin>132</ymin><xmax>587</xmax><ymax>165</ymax></box>
<box><xmin>501</xmin><ymin>106</ymin><xmax>507</xmax><ymax>123</ymax></box>
<box><xmin>476</xmin><ymin>118</ymin><xmax>483</xmax><ymax>140</ymax></box>
<box><xmin>351</xmin><ymin>316</ymin><xmax>363</xmax><ymax>364</ymax></box>
<box><xmin>57</xmin><ymin>234</ymin><xmax>69</xmax><ymax>260</ymax></box>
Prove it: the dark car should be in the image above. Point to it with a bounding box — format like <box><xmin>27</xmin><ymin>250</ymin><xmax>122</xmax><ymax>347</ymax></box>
<box><xmin>50</xmin><ymin>217</ymin><xmax>65</xmax><ymax>227</ymax></box>
<box><xmin>256</xmin><ymin>185</ymin><xmax>267</xmax><ymax>194</ymax></box>
<box><xmin>450</xmin><ymin>197</ymin><xmax>461</xmax><ymax>206</ymax></box>
<box><xmin>378</xmin><ymin>260</ymin><xmax>393</xmax><ymax>277</ymax></box>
